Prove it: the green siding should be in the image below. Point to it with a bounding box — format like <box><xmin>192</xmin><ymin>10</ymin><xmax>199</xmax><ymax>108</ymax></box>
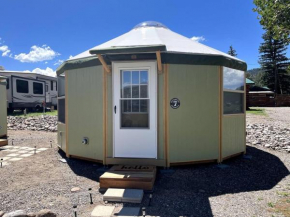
<box><xmin>222</xmin><ymin>115</ymin><xmax>245</xmax><ymax>158</ymax></box>
<box><xmin>107</xmin><ymin>73</ymin><xmax>113</xmax><ymax>157</ymax></box>
<box><xmin>57</xmin><ymin>123</ymin><xmax>66</xmax><ymax>152</ymax></box>
<box><xmin>67</xmin><ymin>66</ymin><xmax>103</xmax><ymax>160</ymax></box>
<box><xmin>0</xmin><ymin>84</ymin><xmax>7</xmax><ymax>137</ymax></box>
<box><xmin>168</xmin><ymin>64</ymin><xmax>219</xmax><ymax>163</ymax></box>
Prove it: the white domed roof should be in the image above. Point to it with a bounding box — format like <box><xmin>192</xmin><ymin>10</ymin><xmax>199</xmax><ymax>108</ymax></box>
<box><xmin>70</xmin><ymin>21</ymin><xmax>243</xmax><ymax>63</ymax></box>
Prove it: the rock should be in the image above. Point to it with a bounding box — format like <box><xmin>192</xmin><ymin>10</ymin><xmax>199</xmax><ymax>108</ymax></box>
<box><xmin>3</xmin><ymin>210</ymin><xmax>27</xmax><ymax>217</ymax></box>
<box><xmin>35</xmin><ymin>209</ymin><xmax>56</xmax><ymax>217</ymax></box>
<box><xmin>27</xmin><ymin>214</ymin><xmax>36</xmax><ymax>217</ymax></box>
<box><xmin>0</xmin><ymin>211</ymin><xmax>5</xmax><ymax>217</ymax></box>
<box><xmin>71</xmin><ymin>187</ymin><xmax>80</xmax><ymax>193</ymax></box>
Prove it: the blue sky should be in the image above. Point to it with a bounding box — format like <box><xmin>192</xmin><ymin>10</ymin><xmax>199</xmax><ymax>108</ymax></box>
<box><xmin>0</xmin><ymin>0</ymin><xmax>279</xmax><ymax>76</ymax></box>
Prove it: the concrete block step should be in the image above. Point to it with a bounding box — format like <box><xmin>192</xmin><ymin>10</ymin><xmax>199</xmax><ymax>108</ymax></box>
<box><xmin>103</xmin><ymin>188</ymin><xmax>143</xmax><ymax>203</ymax></box>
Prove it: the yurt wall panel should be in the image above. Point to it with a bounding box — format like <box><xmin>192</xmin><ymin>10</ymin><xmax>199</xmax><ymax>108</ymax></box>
<box><xmin>222</xmin><ymin>115</ymin><xmax>245</xmax><ymax>159</ymax></box>
<box><xmin>67</xmin><ymin>66</ymin><xmax>104</xmax><ymax>161</ymax></box>
<box><xmin>0</xmin><ymin>82</ymin><xmax>7</xmax><ymax>137</ymax></box>
<box><xmin>168</xmin><ymin>64</ymin><xmax>220</xmax><ymax>163</ymax></box>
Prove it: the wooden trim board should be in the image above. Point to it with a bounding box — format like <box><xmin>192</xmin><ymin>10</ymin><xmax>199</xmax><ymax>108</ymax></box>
<box><xmin>219</xmin><ymin>66</ymin><xmax>223</xmax><ymax>163</ymax></box>
<box><xmin>69</xmin><ymin>155</ymin><xmax>103</xmax><ymax>164</ymax></box>
<box><xmin>97</xmin><ymin>54</ymin><xmax>111</xmax><ymax>73</ymax></box>
<box><xmin>170</xmin><ymin>159</ymin><xmax>217</xmax><ymax>166</ymax></box>
<box><xmin>65</xmin><ymin>71</ymin><xmax>69</xmax><ymax>157</ymax></box>
<box><xmin>222</xmin><ymin>152</ymin><xmax>244</xmax><ymax>161</ymax></box>
<box><xmin>163</xmin><ymin>64</ymin><xmax>169</xmax><ymax>167</ymax></box>
<box><xmin>106</xmin><ymin>158</ymin><xmax>166</xmax><ymax>167</ymax></box>
<box><xmin>0</xmin><ymin>139</ymin><xmax>8</xmax><ymax>147</ymax></box>
<box><xmin>103</xmin><ymin>67</ymin><xmax>107</xmax><ymax>165</ymax></box>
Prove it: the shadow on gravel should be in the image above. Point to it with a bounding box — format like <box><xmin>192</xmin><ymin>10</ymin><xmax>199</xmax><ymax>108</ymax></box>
<box><xmin>60</xmin><ymin>146</ymin><xmax>289</xmax><ymax>217</ymax></box>
<box><xmin>58</xmin><ymin>149</ymin><xmax>104</xmax><ymax>182</ymax></box>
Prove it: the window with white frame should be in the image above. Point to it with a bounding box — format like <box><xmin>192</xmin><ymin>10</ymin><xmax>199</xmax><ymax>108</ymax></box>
<box><xmin>223</xmin><ymin>67</ymin><xmax>245</xmax><ymax>115</ymax></box>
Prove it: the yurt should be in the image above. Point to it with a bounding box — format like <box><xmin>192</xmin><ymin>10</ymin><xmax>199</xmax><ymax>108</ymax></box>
<box><xmin>57</xmin><ymin>21</ymin><xmax>247</xmax><ymax>167</ymax></box>
<box><xmin>0</xmin><ymin>76</ymin><xmax>8</xmax><ymax>146</ymax></box>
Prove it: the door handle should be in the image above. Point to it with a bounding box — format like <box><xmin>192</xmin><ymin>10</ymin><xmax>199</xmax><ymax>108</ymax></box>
<box><xmin>114</xmin><ymin>106</ymin><xmax>117</xmax><ymax>114</ymax></box>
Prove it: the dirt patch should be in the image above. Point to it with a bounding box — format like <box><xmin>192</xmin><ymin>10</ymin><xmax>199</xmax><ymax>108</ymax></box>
<box><xmin>0</xmin><ymin>108</ymin><xmax>289</xmax><ymax>216</ymax></box>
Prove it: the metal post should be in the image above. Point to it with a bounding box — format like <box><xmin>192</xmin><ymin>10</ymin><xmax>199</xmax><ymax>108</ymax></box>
<box><xmin>0</xmin><ymin>158</ymin><xmax>3</xmax><ymax>168</ymax></box>
<box><xmin>34</xmin><ymin>146</ymin><xmax>36</xmax><ymax>154</ymax></box>
<box><xmin>73</xmin><ymin>205</ymin><xmax>77</xmax><ymax>217</ymax></box>
<box><xmin>12</xmin><ymin>139</ymin><xmax>14</xmax><ymax>146</ymax></box>
<box><xmin>148</xmin><ymin>194</ymin><xmax>152</xmax><ymax>206</ymax></box>
<box><xmin>50</xmin><ymin>141</ymin><xmax>52</xmax><ymax>148</ymax></box>
<box><xmin>88</xmin><ymin>188</ymin><xmax>93</xmax><ymax>204</ymax></box>
<box><xmin>142</xmin><ymin>207</ymin><xmax>146</xmax><ymax>217</ymax></box>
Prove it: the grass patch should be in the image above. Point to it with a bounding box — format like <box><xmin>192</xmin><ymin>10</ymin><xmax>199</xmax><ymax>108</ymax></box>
<box><xmin>246</xmin><ymin>107</ymin><xmax>267</xmax><ymax>116</ymax></box>
<box><xmin>269</xmin><ymin>195</ymin><xmax>290</xmax><ymax>216</ymax></box>
<box><xmin>277</xmin><ymin>191</ymin><xmax>289</xmax><ymax>197</ymax></box>
<box><xmin>8</xmin><ymin>110</ymin><xmax>57</xmax><ymax>117</ymax></box>
<box><xmin>268</xmin><ymin>202</ymin><xmax>275</xmax><ymax>208</ymax></box>
<box><xmin>258</xmin><ymin>197</ymin><xmax>264</xmax><ymax>201</ymax></box>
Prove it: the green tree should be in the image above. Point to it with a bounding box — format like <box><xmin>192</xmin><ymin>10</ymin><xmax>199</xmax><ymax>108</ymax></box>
<box><xmin>227</xmin><ymin>45</ymin><xmax>237</xmax><ymax>57</ymax></box>
<box><xmin>259</xmin><ymin>30</ymin><xmax>290</xmax><ymax>94</ymax></box>
<box><xmin>253</xmin><ymin>0</ymin><xmax>290</xmax><ymax>42</ymax></box>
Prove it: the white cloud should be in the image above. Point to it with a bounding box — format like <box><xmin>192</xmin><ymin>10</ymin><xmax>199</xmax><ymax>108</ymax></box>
<box><xmin>69</xmin><ymin>55</ymin><xmax>73</xmax><ymax>59</ymax></box>
<box><xmin>25</xmin><ymin>67</ymin><xmax>56</xmax><ymax>77</ymax></box>
<box><xmin>54</xmin><ymin>59</ymin><xmax>64</xmax><ymax>66</ymax></box>
<box><xmin>0</xmin><ymin>45</ymin><xmax>11</xmax><ymax>57</ymax></box>
<box><xmin>14</xmin><ymin>45</ymin><xmax>60</xmax><ymax>63</ymax></box>
<box><xmin>191</xmin><ymin>36</ymin><xmax>205</xmax><ymax>42</ymax></box>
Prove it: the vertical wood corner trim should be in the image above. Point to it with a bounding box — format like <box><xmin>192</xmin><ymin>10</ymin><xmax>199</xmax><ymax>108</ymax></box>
<box><xmin>244</xmin><ymin>71</ymin><xmax>247</xmax><ymax>154</ymax></box>
<box><xmin>163</xmin><ymin>64</ymin><xmax>169</xmax><ymax>167</ymax></box>
<box><xmin>218</xmin><ymin>66</ymin><xmax>223</xmax><ymax>163</ymax></box>
<box><xmin>65</xmin><ymin>71</ymin><xmax>69</xmax><ymax>158</ymax></box>
<box><xmin>103</xmin><ymin>67</ymin><xmax>107</xmax><ymax>165</ymax></box>
<box><xmin>156</xmin><ymin>51</ymin><xmax>162</xmax><ymax>73</ymax></box>
<box><xmin>97</xmin><ymin>54</ymin><xmax>111</xmax><ymax>74</ymax></box>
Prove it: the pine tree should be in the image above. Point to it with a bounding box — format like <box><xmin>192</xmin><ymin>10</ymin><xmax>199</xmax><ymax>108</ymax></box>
<box><xmin>227</xmin><ymin>45</ymin><xmax>237</xmax><ymax>57</ymax></box>
<box><xmin>259</xmin><ymin>30</ymin><xmax>290</xmax><ymax>94</ymax></box>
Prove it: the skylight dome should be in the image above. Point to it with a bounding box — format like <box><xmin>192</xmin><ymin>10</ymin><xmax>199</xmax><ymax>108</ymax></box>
<box><xmin>133</xmin><ymin>21</ymin><xmax>168</xmax><ymax>29</ymax></box>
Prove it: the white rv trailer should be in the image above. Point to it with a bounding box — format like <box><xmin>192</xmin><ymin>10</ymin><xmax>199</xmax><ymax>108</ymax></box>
<box><xmin>0</xmin><ymin>70</ymin><xmax>57</xmax><ymax>111</ymax></box>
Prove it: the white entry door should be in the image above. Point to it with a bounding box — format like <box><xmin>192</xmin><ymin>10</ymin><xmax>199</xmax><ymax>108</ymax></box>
<box><xmin>113</xmin><ymin>61</ymin><xmax>157</xmax><ymax>158</ymax></box>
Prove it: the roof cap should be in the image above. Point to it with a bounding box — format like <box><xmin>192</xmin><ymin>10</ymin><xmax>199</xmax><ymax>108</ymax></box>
<box><xmin>134</xmin><ymin>21</ymin><xmax>168</xmax><ymax>29</ymax></box>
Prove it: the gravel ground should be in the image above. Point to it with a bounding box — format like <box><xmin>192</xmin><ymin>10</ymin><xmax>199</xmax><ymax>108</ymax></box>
<box><xmin>0</xmin><ymin>108</ymin><xmax>289</xmax><ymax>217</ymax></box>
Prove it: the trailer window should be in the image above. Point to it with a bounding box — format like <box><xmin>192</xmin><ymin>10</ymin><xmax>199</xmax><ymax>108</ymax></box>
<box><xmin>16</xmin><ymin>80</ymin><xmax>29</xmax><ymax>93</ymax></box>
<box><xmin>33</xmin><ymin>82</ymin><xmax>43</xmax><ymax>95</ymax></box>
<box><xmin>51</xmin><ymin>81</ymin><xmax>53</xmax><ymax>91</ymax></box>
<box><xmin>6</xmin><ymin>78</ymin><xmax>9</xmax><ymax>89</ymax></box>
<box><xmin>55</xmin><ymin>81</ymin><xmax>57</xmax><ymax>91</ymax></box>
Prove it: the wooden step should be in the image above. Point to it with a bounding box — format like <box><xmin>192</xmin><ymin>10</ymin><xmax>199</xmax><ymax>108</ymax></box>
<box><xmin>0</xmin><ymin>139</ymin><xmax>8</xmax><ymax>147</ymax></box>
<box><xmin>100</xmin><ymin>165</ymin><xmax>156</xmax><ymax>191</ymax></box>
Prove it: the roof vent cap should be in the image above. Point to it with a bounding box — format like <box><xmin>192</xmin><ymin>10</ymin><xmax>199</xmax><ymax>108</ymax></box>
<box><xmin>134</xmin><ymin>21</ymin><xmax>168</xmax><ymax>29</ymax></box>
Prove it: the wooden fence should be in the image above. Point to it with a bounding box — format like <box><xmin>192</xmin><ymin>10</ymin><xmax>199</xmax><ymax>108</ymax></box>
<box><xmin>247</xmin><ymin>93</ymin><xmax>290</xmax><ymax>107</ymax></box>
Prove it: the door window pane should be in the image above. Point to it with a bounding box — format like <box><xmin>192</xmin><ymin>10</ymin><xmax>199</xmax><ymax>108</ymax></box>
<box><xmin>223</xmin><ymin>92</ymin><xmax>244</xmax><ymax>114</ymax></box>
<box><xmin>140</xmin><ymin>85</ymin><xmax>148</xmax><ymax>98</ymax></box>
<box><xmin>121</xmin><ymin>99</ymin><xmax>149</xmax><ymax>128</ymax></box>
<box><xmin>140</xmin><ymin>100</ymin><xmax>148</xmax><ymax>112</ymax></box>
<box><xmin>16</xmin><ymin>80</ymin><xmax>29</xmax><ymax>93</ymax></box>
<box><xmin>132</xmin><ymin>85</ymin><xmax>139</xmax><ymax>98</ymax></box>
<box><xmin>132</xmin><ymin>71</ymin><xmax>139</xmax><ymax>84</ymax></box>
<box><xmin>223</xmin><ymin>67</ymin><xmax>245</xmax><ymax>91</ymax></box>
<box><xmin>33</xmin><ymin>82</ymin><xmax>44</xmax><ymax>95</ymax></box>
<box><xmin>140</xmin><ymin>71</ymin><xmax>148</xmax><ymax>84</ymax></box>
<box><xmin>123</xmin><ymin>71</ymin><xmax>131</xmax><ymax>85</ymax></box>
<box><xmin>122</xmin><ymin>100</ymin><xmax>131</xmax><ymax>112</ymax></box>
